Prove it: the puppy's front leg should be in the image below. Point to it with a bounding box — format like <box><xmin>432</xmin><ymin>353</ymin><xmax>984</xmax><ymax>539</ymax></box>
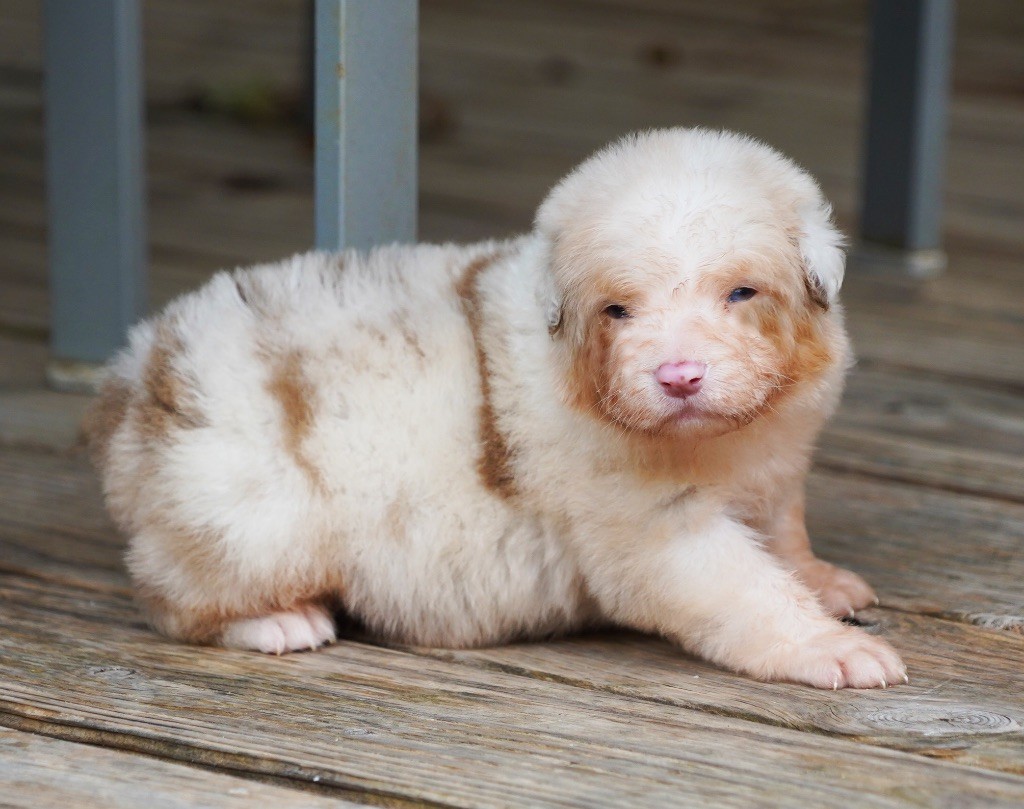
<box><xmin>587</xmin><ymin>509</ymin><xmax>905</xmax><ymax>689</ymax></box>
<box><xmin>764</xmin><ymin>481</ymin><xmax>878</xmax><ymax>618</ymax></box>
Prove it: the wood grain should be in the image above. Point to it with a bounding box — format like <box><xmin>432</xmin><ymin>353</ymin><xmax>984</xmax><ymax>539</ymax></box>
<box><xmin>0</xmin><ymin>726</ymin><xmax>365</xmax><ymax>809</ymax></box>
<box><xmin>400</xmin><ymin>609</ymin><xmax>1024</xmax><ymax>773</ymax></box>
<box><xmin>0</xmin><ymin>449</ymin><xmax>129</xmax><ymax>595</ymax></box>
<box><xmin>818</xmin><ymin>366</ymin><xmax>1024</xmax><ymax>503</ymax></box>
<box><xmin>2</xmin><ymin>574</ymin><xmax>1024</xmax><ymax>807</ymax></box>
<box><xmin>806</xmin><ymin>470</ymin><xmax>1024</xmax><ymax>627</ymax></box>
<box><xmin>816</xmin><ymin>427</ymin><xmax>1024</xmax><ymax>504</ymax></box>
<box><xmin>1</xmin><ymin>447</ymin><xmax>1023</xmax><ymax>780</ymax></box>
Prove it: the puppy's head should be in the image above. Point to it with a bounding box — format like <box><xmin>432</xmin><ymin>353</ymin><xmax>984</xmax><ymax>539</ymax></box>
<box><xmin>536</xmin><ymin>128</ymin><xmax>848</xmax><ymax>437</ymax></box>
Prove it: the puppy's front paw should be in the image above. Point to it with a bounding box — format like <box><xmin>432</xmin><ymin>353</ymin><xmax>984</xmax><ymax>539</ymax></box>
<box><xmin>221</xmin><ymin>605</ymin><xmax>337</xmax><ymax>654</ymax></box>
<box><xmin>792</xmin><ymin>556</ymin><xmax>877</xmax><ymax>618</ymax></box>
<box><xmin>768</xmin><ymin>626</ymin><xmax>906</xmax><ymax>690</ymax></box>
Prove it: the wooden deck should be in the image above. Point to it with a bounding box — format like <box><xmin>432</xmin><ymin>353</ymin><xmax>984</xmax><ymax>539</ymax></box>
<box><xmin>2</xmin><ymin>1</ymin><xmax>1023</xmax><ymax>805</ymax></box>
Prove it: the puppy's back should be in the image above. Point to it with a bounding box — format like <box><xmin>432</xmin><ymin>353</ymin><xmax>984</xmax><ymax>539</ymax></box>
<box><xmin>84</xmin><ymin>241</ymin><xmax>508</xmax><ymax>560</ymax></box>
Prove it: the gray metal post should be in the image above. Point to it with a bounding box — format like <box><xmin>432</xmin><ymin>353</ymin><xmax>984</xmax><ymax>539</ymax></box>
<box><xmin>859</xmin><ymin>0</ymin><xmax>955</xmax><ymax>276</ymax></box>
<box><xmin>43</xmin><ymin>0</ymin><xmax>147</xmax><ymax>386</ymax></box>
<box><xmin>314</xmin><ymin>0</ymin><xmax>418</xmax><ymax>251</ymax></box>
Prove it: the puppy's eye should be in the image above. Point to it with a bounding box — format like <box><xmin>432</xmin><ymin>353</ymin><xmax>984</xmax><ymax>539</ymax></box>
<box><xmin>604</xmin><ymin>304</ymin><xmax>630</xmax><ymax>319</ymax></box>
<box><xmin>727</xmin><ymin>287</ymin><xmax>758</xmax><ymax>303</ymax></box>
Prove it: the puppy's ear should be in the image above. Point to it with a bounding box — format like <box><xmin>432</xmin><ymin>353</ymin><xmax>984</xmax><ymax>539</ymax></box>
<box><xmin>797</xmin><ymin>200</ymin><xmax>846</xmax><ymax>310</ymax></box>
<box><xmin>536</xmin><ymin>261</ymin><xmax>564</xmax><ymax>335</ymax></box>
<box><xmin>546</xmin><ymin>297</ymin><xmax>563</xmax><ymax>335</ymax></box>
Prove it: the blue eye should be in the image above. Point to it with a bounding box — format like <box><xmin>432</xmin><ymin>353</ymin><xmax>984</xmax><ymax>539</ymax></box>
<box><xmin>604</xmin><ymin>304</ymin><xmax>630</xmax><ymax>319</ymax></box>
<box><xmin>728</xmin><ymin>287</ymin><xmax>758</xmax><ymax>303</ymax></box>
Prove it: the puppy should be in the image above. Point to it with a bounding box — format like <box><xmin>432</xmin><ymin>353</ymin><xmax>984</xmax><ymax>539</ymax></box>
<box><xmin>86</xmin><ymin>128</ymin><xmax>905</xmax><ymax>689</ymax></box>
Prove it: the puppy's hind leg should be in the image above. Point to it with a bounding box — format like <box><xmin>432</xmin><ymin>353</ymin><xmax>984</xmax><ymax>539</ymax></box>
<box><xmin>128</xmin><ymin>527</ymin><xmax>339</xmax><ymax>654</ymax></box>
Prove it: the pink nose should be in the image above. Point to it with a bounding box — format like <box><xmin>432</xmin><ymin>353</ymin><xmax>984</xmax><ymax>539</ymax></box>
<box><xmin>656</xmin><ymin>361</ymin><xmax>707</xmax><ymax>398</ymax></box>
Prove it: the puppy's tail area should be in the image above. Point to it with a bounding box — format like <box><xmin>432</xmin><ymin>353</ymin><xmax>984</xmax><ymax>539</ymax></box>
<box><xmin>80</xmin><ymin>372</ymin><xmax>133</xmax><ymax>471</ymax></box>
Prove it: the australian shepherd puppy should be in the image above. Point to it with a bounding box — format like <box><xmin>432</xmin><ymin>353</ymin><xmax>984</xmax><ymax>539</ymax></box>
<box><xmin>86</xmin><ymin>128</ymin><xmax>905</xmax><ymax>689</ymax></box>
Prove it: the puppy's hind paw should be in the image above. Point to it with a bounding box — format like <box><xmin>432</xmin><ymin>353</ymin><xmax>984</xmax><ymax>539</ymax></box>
<box><xmin>221</xmin><ymin>604</ymin><xmax>337</xmax><ymax>654</ymax></box>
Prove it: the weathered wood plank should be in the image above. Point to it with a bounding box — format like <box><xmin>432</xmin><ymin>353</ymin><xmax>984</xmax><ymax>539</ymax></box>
<box><xmin>0</xmin><ymin>445</ymin><xmax>1022</xmax><ymax>775</ymax></box>
<box><xmin>816</xmin><ymin>427</ymin><xmax>1024</xmax><ymax>504</ymax></box>
<box><xmin>842</xmin><ymin>287</ymin><xmax>1024</xmax><ymax>388</ymax></box>
<box><xmin>0</xmin><ymin>390</ymin><xmax>92</xmax><ymax>453</ymax></box>
<box><xmin>2</xmin><ymin>574</ymin><xmax>1024</xmax><ymax>807</ymax></box>
<box><xmin>0</xmin><ymin>164</ymin><xmax>312</xmax><ymax>279</ymax></box>
<box><xmin>416</xmin><ymin>37</ymin><xmax>1023</xmax><ymax>241</ymax></box>
<box><xmin>0</xmin><ymin>449</ymin><xmax>129</xmax><ymax>595</ymax></box>
<box><xmin>837</xmin><ymin>368</ymin><xmax>1024</xmax><ymax>458</ymax></box>
<box><xmin>818</xmin><ymin>367</ymin><xmax>1024</xmax><ymax>503</ymax></box>
<box><xmin>7</xmin><ymin>0</ymin><xmax>1020</xmax><ymax>135</ymax></box>
<box><xmin>404</xmin><ymin>607</ymin><xmax>1024</xmax><ymax>773</ymax></box>
<box><xmin>806</xmin><ymin>470</ymin><xmax>1024</xmax><ymax>630</ymax></box>
<box><xmin>0</xmin><ymin>726</ymin><xmax>363</xmax><ymax>808</ymax></box>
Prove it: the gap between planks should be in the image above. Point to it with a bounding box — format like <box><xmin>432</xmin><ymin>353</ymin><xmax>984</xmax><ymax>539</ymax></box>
<box><xmin>813</xmin><ymin>455</ymin><xmax>1024</xmax><ymax>508</ymax></box>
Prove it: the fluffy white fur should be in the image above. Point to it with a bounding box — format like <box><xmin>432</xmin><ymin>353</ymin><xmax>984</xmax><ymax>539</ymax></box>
<box><xmin>87</xmin><ymin>128</ymin><xmax>905</xmax><ymax>689</ymax></box>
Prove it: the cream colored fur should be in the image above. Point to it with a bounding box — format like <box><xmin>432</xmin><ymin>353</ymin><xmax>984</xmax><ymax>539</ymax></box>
<box><xmin>88</xmin><ymin>128</ymin><xmax>905</xmax><ymax>689</ymax></box>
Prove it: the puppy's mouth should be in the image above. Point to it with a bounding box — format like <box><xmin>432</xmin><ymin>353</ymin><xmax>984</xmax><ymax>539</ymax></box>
<box><xmin>661</xmin><ymin>396</ymin><xmax>759</xmax><ymax>434</ymax></box>
<box><xmin>668</xmin><ymin>401</ymin><xmax>708</xmax><ymax>422</ymax></box>
<box><xmin>660</xmin><ymin>396</ymin><xmax>719</xmax><ymax>426</ymax></box>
